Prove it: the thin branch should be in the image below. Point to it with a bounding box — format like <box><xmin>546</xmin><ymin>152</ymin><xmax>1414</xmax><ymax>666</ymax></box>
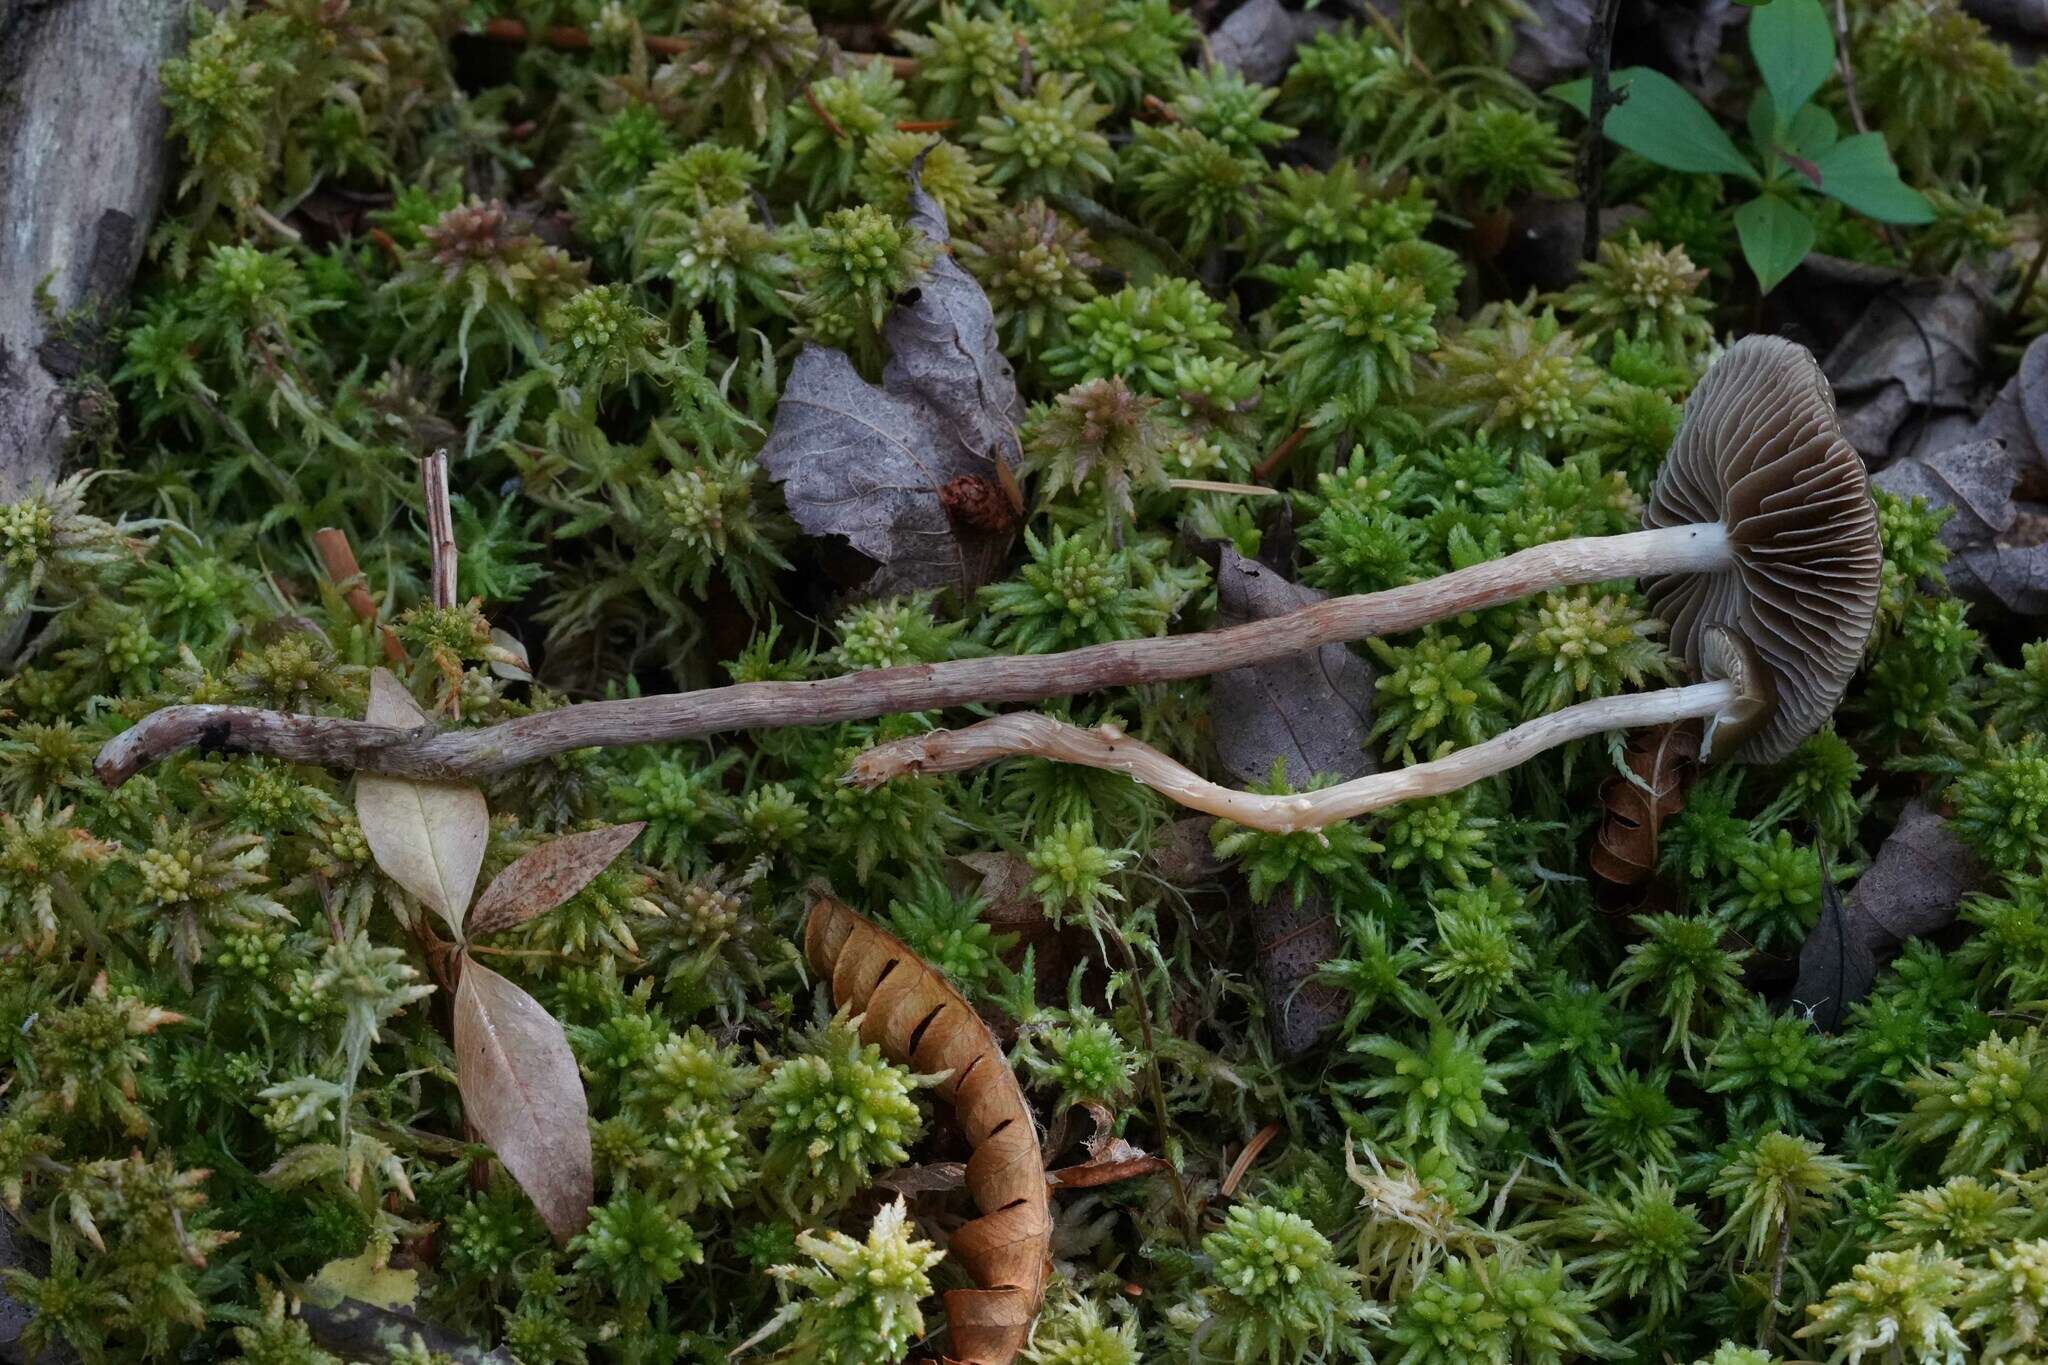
<box><xmin>93</xmin><ymin>525</ymin><xmax>1732</xmax><ymax>787</ymax></box>
<box><xmin>1579</xmin><ymin>0</ymin><xmax>1626</xmax><ymax>263</ymax></box>
<box><xmin>845</xmin><ymin>683</ymin><xmax>1737</xmax><ymax>833</ymax></box>
<box><xmin>422</xmin><ymin>450</ymin><xmax>458</xmax><ymax>611</ymax></box>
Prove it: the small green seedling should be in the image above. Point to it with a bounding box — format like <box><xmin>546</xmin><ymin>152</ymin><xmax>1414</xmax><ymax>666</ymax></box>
<box><xmin>1555</xmin><ymin>0</ymin><xmax>1933</xmax><ymax>292</ymax></box>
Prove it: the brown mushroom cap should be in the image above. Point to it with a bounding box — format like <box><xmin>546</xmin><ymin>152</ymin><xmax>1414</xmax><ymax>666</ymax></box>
<box><xmin>1642</xmin><ymin>335</ymin><xmax>1882</xmax><ymax>764</ymax></box>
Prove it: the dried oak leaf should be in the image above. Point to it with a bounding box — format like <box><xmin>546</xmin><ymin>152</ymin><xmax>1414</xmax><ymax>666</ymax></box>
<box><xmin>804</xmin><ymin>895</ymin><xmax>1049</xmax><ymax>1365</ymax></box>
<box><xmin>761</xmin><ymin>171</ymin><xmax>1022</xmax><ymax>600</ymax></box>
<box><xmin>1791</xmin><ymin>801</ymin><xmax>1990</xmax><ymax>1029</ymax></box>
<box><xmin>1590</xmin><ymin>723</ymin><xmax>1701</xmax><ymax>888</ymax></box>
<box><xmin>454</xmin><ymin>957</ymin><xmax>594</xmax><ymax>1243</ymax></box>
<box><xmin>1874</xmin><ymin>438</ymin><xmax>2048</xmax><ymax>616</ymax></box>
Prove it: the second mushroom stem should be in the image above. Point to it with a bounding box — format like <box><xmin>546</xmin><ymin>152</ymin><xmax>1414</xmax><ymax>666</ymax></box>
<box><xmin>847</xmin><ymin>681</ymin><xmax>1739</xmax><ymax>833</ymax></box>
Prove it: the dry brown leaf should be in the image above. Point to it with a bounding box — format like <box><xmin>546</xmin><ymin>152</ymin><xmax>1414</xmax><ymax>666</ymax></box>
<box><xmin>874</xmin><ymin>1161</ymin><xmax>970</xmax><ymax>1195</ymax></box>
<box><xmin>804</xmin><ymin>895</ymin><xmax>1049</xmax><ymax>1365</ymax></box>
<box><xmin>453</xmin><ymin>956</ymin><xmax>593</xmax><ymax>1243</ymax></box>
<box><xmin>1589</xmin><ymin>724</ymin><xmax>1701</xmax><ymax>888</ymax></box>
<box><xmin>355</xmin><ymin>669</ymin><xmax>489</xmax><ymax>940</ymax></box>
<box><xmin>1048</xmin><ymin>1139</ymin><xmax>1169</xmax><ymax>1190</ymax></box>
<box><xmin>467</xmin><ymin>822</ymin><xmax>646</xmax><ymax>940</ymax></box>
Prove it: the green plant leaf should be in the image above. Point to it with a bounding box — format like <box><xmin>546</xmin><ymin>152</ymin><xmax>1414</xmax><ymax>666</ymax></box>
<box><xmin>1809</xmin><ymin>134</ymin><xmax>1938</xmax><ymax>223</ymax></box>
<box><xmin>1749</xmin><ymin>0</ymin><xmax>1835</xmax><ymax>127</ymax></box>
<box><xmin>1553</xmin><ymin>68</ymin><xmax>1758</xmax><ymax>181</ymax></box>
<box><xmin>1735</xmin><ymin>195</ymin><xmax>1817</xmax><ymax>292</ymax></box>
<box><xmin>1787</xmin><ymin>103</ymin><xmax>1840</xmax><ymax>157</ymax></box>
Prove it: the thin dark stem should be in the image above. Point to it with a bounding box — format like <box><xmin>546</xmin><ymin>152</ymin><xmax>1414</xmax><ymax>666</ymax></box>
<box><xmin>1832</xmin><ymin>0</ymin><xmax>1869</xmax><ymax>135</ymax></box>
<box><xmin>1580</xmin><ymin>0</ymin><xmax>1626</xmax><ymax>263</ymax></box>
<box><xmin>1103</xmin><ymin>921</ymin><xmax>1198</xmax><ymax>1244</ymax></box>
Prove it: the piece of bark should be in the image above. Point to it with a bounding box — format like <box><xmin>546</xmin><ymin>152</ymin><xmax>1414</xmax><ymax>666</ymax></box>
<box><xmin>1791</xmin><ymin>801</ymin><xmax>1990</xmax><ymax>1029</ymax></box>
<box><xmin>0</xmin><ymin>0</ymin><xmax>185</xmax><ymax>501</ymax></box>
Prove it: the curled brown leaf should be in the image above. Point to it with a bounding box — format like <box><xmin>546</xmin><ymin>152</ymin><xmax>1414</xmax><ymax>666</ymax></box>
<box><xmin>804</xmin><ymin>895</ymin><xmax>1049</xmax><ymax>1365</ymax></box>
<box><xmin>1589</xmin><ymin>723</ymin><xmax>1700</xmax><ymax>888</ymax></box>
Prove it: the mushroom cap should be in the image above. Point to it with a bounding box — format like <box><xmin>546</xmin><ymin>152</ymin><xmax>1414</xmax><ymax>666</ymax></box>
<box><xmin>1642</xmin><ymin>335</ymin><xmax>1881</xmax><ymax>764</ymax></box>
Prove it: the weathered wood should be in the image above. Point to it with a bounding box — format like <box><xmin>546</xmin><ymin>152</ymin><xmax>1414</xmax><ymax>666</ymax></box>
<box><xmin>0</xmin><ymin>0</ymin><xmax>187</xmax><ymax>500</ymax></box>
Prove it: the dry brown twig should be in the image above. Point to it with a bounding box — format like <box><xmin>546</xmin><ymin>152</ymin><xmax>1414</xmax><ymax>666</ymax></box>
<box><xmin>422</xmin><ymin>449</ymin><xmax>458</xmax><ymax>611</ymax></box>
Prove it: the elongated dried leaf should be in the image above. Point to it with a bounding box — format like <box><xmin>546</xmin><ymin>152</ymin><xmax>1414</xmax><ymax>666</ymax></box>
<box><xmin>760</xmin><ymin>170</ymin><xmax>1021</xmax><ymax>600</ymax></box>
<box><xmin>468</xmin><ymin>822</ymin><xmax>645</xmax><ymax>939</ymax></box>
<box><xmin>805</xmin><ymin>896</ymin><xmax>1049</xmax><ymax>1365</ymax></box>
<box><xmin>453</xmin><ymin>957</ymin><xmax>593</xmax><ymax>1242</ymax></box>
<box><xmin>1047</xmin><ymin>1139</ymin><xmax>1166</xmax><ymax>1189</ymax></box>
<box><xmin>1590</xmin><ymin>724</ymin><xmax>1700</xmax><ymax>887</ymax></box>
<box><xmin>355</xmin><ymin>670</ymin><xmax>488</xmax><ymax>940</ymax></box>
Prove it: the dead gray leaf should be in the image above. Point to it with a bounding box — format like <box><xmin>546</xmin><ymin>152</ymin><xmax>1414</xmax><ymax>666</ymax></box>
<box><xmin>1509</xmin><ymin>0</ymin><xmax>1595</xmax><ymax>87</ymax></box>
<box><xmin>885</xmin><ymin>175</ymin><xmax>1024</xmax><ymax>477</ymax></box>
<box><xmin>761</xmin><ymin>170</ymin><xmax>1021</xmax><ymax>600</ymax></box>
<box><xmin>1209</xmin><ymin>0</ymin><xmax>1336</xmax><ymax>84</ymax></box>
<box><xmin>453</xmin><ymin>957</ymin><xmax>593</xmax><ymax>1242</ymax></box>
<box><xmin>1256</xmin><ymin>882</ymin><xmax>1349</xmax><ymax>1058</ymax></box>
<box><xmin>1209</xmin><ymin>547</ymin><xmax>1375</xmax><ymax>789</ymax></box>
<box><xmin>1792</xmin><ymin>802</ymin><xmax>1990</xmax><ymax>1028</ymax></box>
<box><xmin>354</xmin><ymin>669</ymin><xmax>489</xmax><ymax>940</ymax></box>
<box><xmin>1824</xmin><ymin>272</ymin><xmax>1999</xmax><ymax>465</ymax></box>
<box><xmin>1644</xmin><ymin>0</ymin><xmax>1744</xmax><ymax>94</ymax></box>
<box><xmin>1875</xmin><ymin>439</ymin><xmax>2048</xmax><ymax>616</ymax></box>
<box><xmin>1970</xmin><ymin>333</ymin><xmax>2048</xmax><ymax>477</ymax></box>
<box><xmin>468</xmin><ymin>822</ymin><xmax>646</xmax><ymax>939</ymax></box>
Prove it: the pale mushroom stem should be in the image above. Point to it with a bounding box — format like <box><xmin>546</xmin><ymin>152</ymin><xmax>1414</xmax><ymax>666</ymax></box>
<box><xmin>94</xmin><ymin>522</ymin><xmax>1730</xmax><ymax>786</ymax></box>
<box><xmin>846</xmin><ymin>680</ymin><xmax>1740</xmax><ymax>834</ymax></box>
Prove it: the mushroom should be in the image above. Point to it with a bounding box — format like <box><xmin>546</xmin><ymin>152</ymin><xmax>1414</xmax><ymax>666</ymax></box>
<box><xmin>845</xmin><ymin>336</ymin><xmax>1883</xmax><ymax>830</ymax></box>
<box><xmin>94</xmin><ymin>338</ymin><xmax>1881</xmax><ymax>786</ymax></box>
